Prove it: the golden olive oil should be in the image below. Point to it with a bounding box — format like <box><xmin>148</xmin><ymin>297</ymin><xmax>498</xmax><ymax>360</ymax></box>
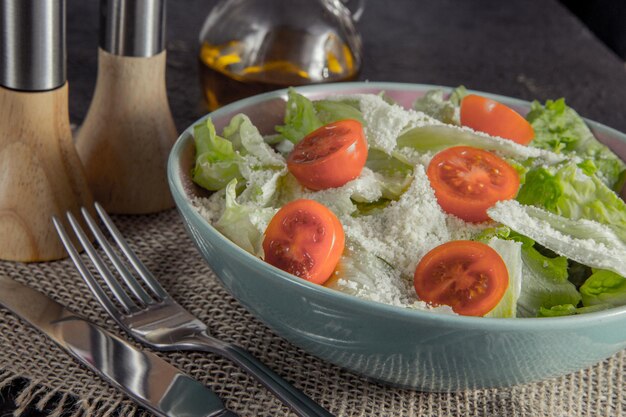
<box><xmin>198</xmin><ymin>27</ymin><xmax>359</xmax><ymax>110</ymax></box>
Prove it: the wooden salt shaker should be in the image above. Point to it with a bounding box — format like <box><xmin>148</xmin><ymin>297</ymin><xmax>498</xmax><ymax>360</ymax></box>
<box><xmin>75</xmin><ymin>0</ymin><xmax>177</xmax><ymax>214</ymax></box>
<box><xmin>0</xmin><ymin>0</ymin><xmax>94</xmax><ymax>262</ymax></box>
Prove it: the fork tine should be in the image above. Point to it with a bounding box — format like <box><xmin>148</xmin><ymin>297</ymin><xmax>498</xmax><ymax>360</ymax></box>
<box><xmin>94</xmin><ymin>203</ymin><xmax>168</xmax><ymax>299</ymax></box>
<box><xmin>53</xmin><ymin>216</ymin><xmax>125</xmax><ymax>319</ymax></box>
<box><xmin>80</xmin><ymin>207</ymin><xmax>154</xmax><ymax>305</ymax></box>
<box><xmin>64</xmin><ymin>211</ymin><xmax>137</xmax><ymax>313</ymax></box>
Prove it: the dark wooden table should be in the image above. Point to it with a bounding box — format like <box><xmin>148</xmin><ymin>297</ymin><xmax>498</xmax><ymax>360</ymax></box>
<box><xmin>3</xmin><ymin>0</ymin><xmax>626</xmax><ymax>414</ymax></box>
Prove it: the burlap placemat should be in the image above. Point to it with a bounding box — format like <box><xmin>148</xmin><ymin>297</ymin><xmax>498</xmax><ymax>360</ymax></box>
<box><xmin>0</xmin><ymin>209</ymin><xmax>624</xmax><ymax>417</ymax></box>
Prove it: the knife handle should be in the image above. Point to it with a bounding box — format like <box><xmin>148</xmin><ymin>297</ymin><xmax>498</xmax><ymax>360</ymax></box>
<box><xmin>0</xmin><ymin>276</ymin><xmax>237</xmax><ymax>417</ymax></box>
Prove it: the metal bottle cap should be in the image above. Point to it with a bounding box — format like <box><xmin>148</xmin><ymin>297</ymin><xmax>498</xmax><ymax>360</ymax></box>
<box><xmin>0</xmin><ymin>0</ymin><xmax>66</xmax><ymax>91</ymax></box>
<box><xmin>100</xmin><ymin>0</ymin><xmax>166</xmax><ymax>57</ymax></box>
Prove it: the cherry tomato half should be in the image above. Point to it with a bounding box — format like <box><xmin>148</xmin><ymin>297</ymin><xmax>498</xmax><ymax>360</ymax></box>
<box><xmin>287</xmin><ymin>119</ymin><xmax>368</xmax><ymax>190</ymax></box>
<box><xmin>263</xmin><ymin>199</ymin><xmax>345</xmax><ymax>285</ymax></box>
<box><xmin>427</xmin><ymin>146</ymin><xmax>520</xmax><ymax>223</ymax></box>
<box><xmin>414</xmin><ymin>240</ymin><xmax>509</xmax><ymax>316</ymax></box>
<box><xmin>460</xmin><ymin>94</ymin><xmax>534</xmax><ymax>145</ymax></box>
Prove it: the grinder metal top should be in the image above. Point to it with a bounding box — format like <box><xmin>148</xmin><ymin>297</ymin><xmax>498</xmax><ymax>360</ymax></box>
<box><xmin>100</xmin><ymin>0</ymin><xmax>166</xmax><ymax>57</ymax></box>
<box><xmin>0</xmin><ymin>0</ymin><xmax>66</xmax><ymax>91</ymax></box>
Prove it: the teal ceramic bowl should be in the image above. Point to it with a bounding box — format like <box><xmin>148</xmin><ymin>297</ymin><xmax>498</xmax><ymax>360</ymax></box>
<box><xmin>167</xmin><ymin>82</ymin><xmax>626</xmax><ymax>391</ymax></box>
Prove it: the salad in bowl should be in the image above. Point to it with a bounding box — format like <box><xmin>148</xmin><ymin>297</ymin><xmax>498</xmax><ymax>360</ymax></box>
<box><xmin>189</xmin><ymin>85</ymin><xmax>626</xmax><ymax>319</ymax></box>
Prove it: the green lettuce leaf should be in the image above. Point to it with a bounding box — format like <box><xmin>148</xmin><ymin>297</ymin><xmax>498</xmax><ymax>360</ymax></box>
<box><xmin>193</xmin><ymin>113</ymin><xmax>288</xmax><ymax>207</ymax></box>
<box><xmin>515</xmin><ymin>238</ymin><xmax>581</xmax><ymax>317</ymax></box>
<box><xmin>516</xmin><ymin>161</ymin><xmax>626</xmax><ymax>241</ymax></box>
<box><xmin>365</xmin><ymin>149</ymin><xmax>414</xmax><ymax>200</ymax></box>
<box><xmin>580</xmin><ymin>269</ymin><xmax>626</xmax><ymax>308</ymax></box>
<box><xmin>214</xmin><ymin>179</ymin><xmax>276</xmax><ymax>256</ymax></box>
<box><xmin>412</xmin><ymin>86</ymin><xmax>467</xmax><ymax>124</ymax></box>
<box><xmin>526</xmin><ymin>98</ymin><xmax>626</xmax><ymax>189</ymax></box>
<box><xmin>449</xmin><ymin>86</ymin><xmax>468</xmax><ymax>106</ymax></box>
<box><xmin>274</xmin><ymin>88</ymin><xmax>323</xmax><ymax>143</ymax></box>
<box><xmin>397</xmin><ymin>124</ymin><xmax>564</xmax><ymax>164</ymax></box>
<box><xmin>484</xmin><ymin>238</ymin><xmax>523</xmax><ymax>318</ymax></box>
<box><xmin>192</xmin><ymin>118</ymin><xmax>243</xmax><ymax>190</ymax></box>
<box><xmin>567</xmin><ymin>260</ymin><xmax>593</xmax><ymax>288</ymax></box>
<box><xmin>222</xmin><ymin>114</ymin><xmax>285</xmax><ymax>169</ymax></box>
<box><xmin>478</xmin><ymin>228</ymin><xmax>581</xmax><ymax>317</ymax></box>
<box><xmin>192</xmin><ymin>114</ymin><xmax>287</xmax><ymax>193</ymax></box>
<box><xmin>488</xmin><ymin>200</ymin><xmax>626</xmax><ymax>277</ymax></box>
<box><xmin>537</xmin><ymin>303</ymin><xmax>611</xmax><ymax>317</ymax></box>
<box><xmin>325</xmin><ymin>244</ymin><xmax>410</xmax><ymax>306</ymax></box>
<box><xmin>313</xmin><ymin>99</ymin><xmax>364</xmax><ymax>125</ymax></box>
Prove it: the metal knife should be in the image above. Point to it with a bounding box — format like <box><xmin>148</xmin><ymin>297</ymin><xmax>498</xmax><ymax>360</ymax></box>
<box><xmin>0</xmin><ymin>275</ymin><xmax>238</xmax><ymax>417</ymax></box>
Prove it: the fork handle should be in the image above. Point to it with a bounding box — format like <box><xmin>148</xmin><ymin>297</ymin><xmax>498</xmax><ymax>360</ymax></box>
<box><xmin>189</xmin><ymin>332</ymin><xmax>335</xmax><ymax>417</ymax></box>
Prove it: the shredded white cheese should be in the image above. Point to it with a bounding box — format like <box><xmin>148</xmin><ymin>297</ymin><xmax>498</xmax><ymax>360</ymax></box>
<box><xmin>342</xmin><ymin>166</ymin><xmax>450</xmax><ymax>277</ymax></box>
<box><xmin>352</xmin><ymin>94</ymin><xmax>441</xmax><ymax>153</ymax></box>
<box><xmin>488</xmin><ymin>200</ymin><xmax>626</xmax><ymax>277</ymax></box>
<box><xmin>191</xmin><ymin>91</ymin><xmax>622</xmax><ymax>315</ymax></box>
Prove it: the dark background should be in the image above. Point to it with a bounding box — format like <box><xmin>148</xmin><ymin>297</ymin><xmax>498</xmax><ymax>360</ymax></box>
<box><xmin>562</xmin><ymin>0</ymin><xmax>626</xmax><ymax>60</ymax></box>
<box><xmin>62</xmin><ymin>0</ymin><xmax>626</xmax><ymax>134</ymax></box>
<box><xmin>2</xmin><ymin>0</ymin><xmax>626</xmax><ymax>415</ymax></box>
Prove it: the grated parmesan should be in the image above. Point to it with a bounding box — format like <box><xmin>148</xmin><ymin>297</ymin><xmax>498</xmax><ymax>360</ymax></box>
<box><xmin>488</xmin><ymin>200</ymin><xmax>626</xmax><ymax>277</ymax></box>
<box><xmin>351</xmin><ymin>94</ymin><xmax>441</xmax><ymax>153</ymax></box>
<box><xmin>190</xmin><ymin>91</ymin><xmax>620</xmax><ymax>316</ymax></box>
<box><xmin>341</xmin><ymin>166</ymin><xmax>450</xmax><ymax>277</ymax></box>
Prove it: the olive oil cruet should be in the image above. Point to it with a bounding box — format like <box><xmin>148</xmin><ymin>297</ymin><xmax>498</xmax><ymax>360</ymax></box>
<box><xmin>198</xmin><ymin>0</ymin><xmax>365</xmax><ymax>110</ymax></box>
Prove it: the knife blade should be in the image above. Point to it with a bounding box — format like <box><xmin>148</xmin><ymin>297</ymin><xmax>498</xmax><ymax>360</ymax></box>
<box><xmin>0</xmin><ymin>275</ymin><xmax>238</xmax><ymax>417</ymax></box>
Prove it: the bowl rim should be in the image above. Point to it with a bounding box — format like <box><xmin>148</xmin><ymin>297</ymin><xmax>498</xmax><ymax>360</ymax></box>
<box><xmin>168</xmin><ymin>81</ymin><xmax>626</xmax><ymax>331</ymax></box>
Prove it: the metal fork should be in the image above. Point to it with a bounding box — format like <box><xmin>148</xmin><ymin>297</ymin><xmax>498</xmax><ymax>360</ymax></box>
<box><xmin>52</xmin><ymin>203</ymin><xmax>333</xmax><ymax>417</ymax></box>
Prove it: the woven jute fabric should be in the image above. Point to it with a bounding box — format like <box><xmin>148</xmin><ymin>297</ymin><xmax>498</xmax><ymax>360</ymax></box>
<box><xmin>0</xmin><ymin>209</ymin><xmax>624</xmax><ymax>417</ymax></box>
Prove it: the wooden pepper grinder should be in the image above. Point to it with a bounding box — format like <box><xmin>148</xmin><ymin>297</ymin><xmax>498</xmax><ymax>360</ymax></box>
<box><xmin>0</xmin><ymin>0</ymin><xmax>94</xmax><ymax>262</ymax></box>
<box><xmin>75</xmin><ymin>0</ymin><xmax>177</xmax><ymax>214</ymax></box>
